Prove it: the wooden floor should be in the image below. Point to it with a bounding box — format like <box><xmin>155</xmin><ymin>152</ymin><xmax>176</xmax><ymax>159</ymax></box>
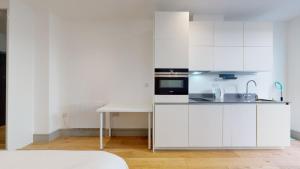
<box><xmin>0</xmin><ymin>125</ymin><xmax>5</xmax><ymax>149</ymax></box>
<box><xmin>24</xmin><ymin>136</ymin><xmax>300</xmax><ymax>169</ymax></box>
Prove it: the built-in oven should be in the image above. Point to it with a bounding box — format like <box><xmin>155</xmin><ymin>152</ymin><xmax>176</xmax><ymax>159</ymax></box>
<box><xmin>155</xmin><ymin>69</ymin><xmax>188</xmax><ymax>95</ymax></box>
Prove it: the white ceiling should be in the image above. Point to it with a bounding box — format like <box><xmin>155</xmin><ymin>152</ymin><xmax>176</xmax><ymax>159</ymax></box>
<box><xmin>28</xmin><ymin>0</ymin><xmax>300</xmax><ymax>21</ymax></box>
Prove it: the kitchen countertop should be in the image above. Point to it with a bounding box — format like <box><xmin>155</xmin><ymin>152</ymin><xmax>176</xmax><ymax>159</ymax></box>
<box><xmin>155</xmin><ymin>101</ymin><xmax>289</xmax><ymax>105</ymax></box>
<box><xmin>188</xmin><ymin>99</ymin><xmax>289</xmax><ymax>104</ymax></box>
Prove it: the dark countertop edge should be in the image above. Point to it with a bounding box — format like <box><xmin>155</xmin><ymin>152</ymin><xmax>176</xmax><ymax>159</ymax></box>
<box><xmin>155</xmin><ymin>102</ymin><xmax>290</xmax><ymax>105</ymax></box>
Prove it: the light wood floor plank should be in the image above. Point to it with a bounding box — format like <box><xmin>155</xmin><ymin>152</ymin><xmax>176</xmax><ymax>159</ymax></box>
<box><xmin>0</xmin><ymin>125</ymin><xmax>5</xmax><ymax>149</ymax></box>
<box><xmin>24</xmin><ymin>136</ymin><xmax>300</xmax><ymax>169</ymax></box>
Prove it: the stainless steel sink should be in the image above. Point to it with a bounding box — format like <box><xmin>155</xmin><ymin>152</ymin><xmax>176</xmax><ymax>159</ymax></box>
<box><xmin>223</xmin><ymin>93</ymin><xmax>257</xmax><ymax>102</ymax></box>
<box><xmin>189</xmin><ymin>93</ymin><xmax>276</xmax><ymax>103</ymax></box>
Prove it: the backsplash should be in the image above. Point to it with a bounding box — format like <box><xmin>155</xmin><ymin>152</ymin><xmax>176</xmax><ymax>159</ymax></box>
<box><xmin>189</xmin><ymin>72</ymin><xmax>284</xmax><ymax>101</ymax></box>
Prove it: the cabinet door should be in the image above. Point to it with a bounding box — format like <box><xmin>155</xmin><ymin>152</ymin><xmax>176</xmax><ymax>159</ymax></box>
<box><xmin>154</xmin><ymin>12</ymin><xmax>189</xmax><ymax>68</ymax></box>
<box><xmin>155</xmin><ymin>39</ymin><xmax>189</xmax><ymax>68</ymax></box>
<box><xmin>244</xmin><ymin>47</ymin><xmax>273</xmax><ymax>72</ymax></box>
<box><xmin>155</xmin><ymin>12</ymin><xmax>189</xmax><ymax>40</ymax></box>
<box><xmin>189</xmin><ymin>46</ymin><xmax>214</xmax><ymax>71</ymax></box>
<box><xmin>214</xmin><ymin>47</ymin><xmax>244</xmax><ymax>71</ymax></box>
<box><xmin>214</xmin><ymin>22</ymin><xmax>244</xmax><ymax>46</ymax></box>
<box><xmin>189</xmin><ymin>105</ymin><xmax>223</xmax><ymax>147</ymax></box>
<box><xmin>223</xmin><ymin>104</ymin><xmax>257</xmax><ymax>147</ymax></box>
<box><xmin>154</xmin><ymin>105</ymin><xmax>188</xmax><ymax>147</ymax></box>
<box><xmin>257</xmin><ymin>104</ymin><xmax>290</xmax><ymax>147</ymax></box>
<box><xmin>244</xmin><ymin>22</ymin><xmax>273</xmax><ymax>47</ymax></box>
<box><xmin>190</xmin><ymin>21</ymin><xmax>214</xmax><ymax>46</ymax></box>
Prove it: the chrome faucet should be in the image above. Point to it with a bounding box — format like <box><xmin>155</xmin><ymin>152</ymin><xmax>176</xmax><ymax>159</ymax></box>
<box><xmin>246</xmin><ymin>80</ymin><xmax>257</xmax><ymax>97</ymax></box>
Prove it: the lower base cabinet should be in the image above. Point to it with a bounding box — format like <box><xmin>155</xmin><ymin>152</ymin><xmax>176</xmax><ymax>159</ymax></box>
<box><xmin>223</xmin><ymin>104</ymin><xmax>257</xmax><ymax>147</ymax></box>
<box><xmin>154</xmin><ymin>103</ymin><xmax>290</xmax><ymax>149</ymax></box>
<box><xmin>189</xmin><ymin>104</ymin><xmax>223</xmax><ymax>147</ymax></box>
<box><xmin>154</xmin><ymin>104</ymin><xmax>188</xmax><ymax>147</ymax></box>
<box><xmin>257</xmin><ymin>104</ymin><xmax>290</xmax><ymax>147</ymax></box>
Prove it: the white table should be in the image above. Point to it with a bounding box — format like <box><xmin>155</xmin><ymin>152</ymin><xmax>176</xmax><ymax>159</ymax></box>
<box><xmin>96</xmin><ymin>104</ymin><xmax>153</xmax><ymax>150</ymax></box>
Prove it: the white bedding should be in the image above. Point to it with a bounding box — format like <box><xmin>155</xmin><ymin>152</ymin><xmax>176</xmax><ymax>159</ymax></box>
<box><xmin>0</xmin><ymin>150</ymin><xmax>128</xmax><ymax>169</ymax></box>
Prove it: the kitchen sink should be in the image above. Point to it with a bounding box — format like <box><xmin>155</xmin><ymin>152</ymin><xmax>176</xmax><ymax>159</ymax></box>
<box><xmin>223</xmin><ymin>93</ymin><xmax>257</xmax><ymax>102</ymax></box>
<box><xmin>189</xmin><ymin>93</ymin><xmax>277</xmax><ymax>103</ymax></box>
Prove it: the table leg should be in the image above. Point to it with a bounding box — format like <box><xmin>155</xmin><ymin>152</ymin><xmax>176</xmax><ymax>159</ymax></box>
<box><xmin>100</xmin><ymin>112</ymin><xmax>103</xmax><ymax>150</ymax></box>
<box><xmin>148</xmin><ymin>112</ymin><xmax>151</xmax><ymax>150</ymax></box>
<box><xmin>109</xmin><ymin>112</ymin><xmax>112</xmax><ymax>137</ymax></box>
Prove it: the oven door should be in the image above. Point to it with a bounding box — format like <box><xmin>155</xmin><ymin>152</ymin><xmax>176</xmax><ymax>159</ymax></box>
<box><xmin>155</xmin><ymin>77</ymin><xmax>188</xmax><ymax>95</ymax></box>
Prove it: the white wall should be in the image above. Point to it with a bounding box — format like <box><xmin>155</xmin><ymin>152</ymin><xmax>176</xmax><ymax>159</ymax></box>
<box><xmin>288</xmin><ymin>16</ymin><xmax>300</xmax><ymax>132</ymax></box>
<box><xmin>9</xmin><ymin>4</ymin><xmax>288</xmax><ymax>133</ymax></box>
<box><xmin>7</xmin><ymin>0</ymin><xmax>35</xmax><ymax>150</ymax></box>
<box><xmin>40</xmin><ymin>15</ymin><xmax>288</xmax><ymax>131</ymax></box>
<box><xmin>190</xmin><ymin>22</ymin><xmax>288</xmax><ymax>101</ymax></box>
<box><xmin>33</xmin><ymin>8</ymin><xmax>50</xmax><ymax>134</ymax></box>
<box><xmin>48</xmin><ymin>14</ymin><xmax>66</xmax><ymax>132</ymax></box>
<box><xmin>46</xmin><ymin>17</ymin><xmax>153</xmax><ymax>129</ymax></box>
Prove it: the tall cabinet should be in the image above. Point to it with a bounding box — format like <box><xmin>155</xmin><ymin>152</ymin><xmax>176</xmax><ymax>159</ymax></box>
<box><xmin>155</xmin><ymin>12</ymin><xmax>189</xmax><ymax>68</ymax></box>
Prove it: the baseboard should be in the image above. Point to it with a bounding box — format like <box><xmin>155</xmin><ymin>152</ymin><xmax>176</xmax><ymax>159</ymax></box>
<box><xmin>291</xmin><ymin>130</ymin><xmax>300</xmax><ymax>140</ymax></box>
<box><xmin>33</xmin><ymin>129</ymin><xmax>61</xmax><ymax>143</ymax></box>
<box><xmin>33</xmin><ymin>128</ymin><xmax>148</xmax><ymax>143</ymax></box>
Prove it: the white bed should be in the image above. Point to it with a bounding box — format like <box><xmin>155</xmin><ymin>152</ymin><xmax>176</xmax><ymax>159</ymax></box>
<box><xmin>0</xmin><ymin>150</ymin><xmax>128</xmax><ymax>169</ymax></box>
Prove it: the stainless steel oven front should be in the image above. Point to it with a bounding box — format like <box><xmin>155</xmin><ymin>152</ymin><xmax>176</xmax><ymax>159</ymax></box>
<box><xmin>155</xmin><ymin>69</ymin><xmax>189</xmax><ymax>95</ymax></box>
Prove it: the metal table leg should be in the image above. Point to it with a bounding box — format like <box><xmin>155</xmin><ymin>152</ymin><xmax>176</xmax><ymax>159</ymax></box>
<box><xmin>148</xmin><ymin>112</ymin><xmax>151</xmax><ymax>150</ymax></box>
<box><xmin>108</xmin><ymin>112</ymin><xmax>112</xmax><ymax>137</ymax></box>
<box><xmin>100</xmin><ymin>112</ymin><xmax>103</xmax><ymax>150</ymax></box>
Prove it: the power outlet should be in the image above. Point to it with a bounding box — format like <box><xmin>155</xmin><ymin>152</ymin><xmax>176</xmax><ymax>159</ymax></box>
<box><xmin>144</xmin><ymin>83</ymin><xmax>149</xmax><ymax>88</ymax></box>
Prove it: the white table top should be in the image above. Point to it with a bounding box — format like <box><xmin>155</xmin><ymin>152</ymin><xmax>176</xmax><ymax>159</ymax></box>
<box><xmin>96</xmin><ymin>103</ymin><xmax>153</xmax><ymax>113</ymax></box>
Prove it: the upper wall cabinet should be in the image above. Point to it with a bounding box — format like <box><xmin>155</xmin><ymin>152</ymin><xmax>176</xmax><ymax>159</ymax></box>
<box><xmin>214</xmin><ymin>22</ymin><xmax>244</xmax><ymax>46</ymax></box>
<box><xmin>155</xmin><ymin>12</ymin><xmax>189</xmax><ymax>68</ymax></box>
<box><xmin>189</xmin><ymin>22</ymin><xmax>214</xmax><ymax>46</ymax></box>
<box><xmin>189</xmin><ymin>21</ymin><xmax>214</xmax><ymax>71</ymax></box>
<box><xmin>189</xmin><ymin>46</ymin><xmax>214</xmax><ymax>71</ymax></box>
<box><xmin>189</xmin><ymin>21</ymin><xmax>273</xmax><ymax>72</ymax></box>
<box><xmin>244</xmin><ymin>22</ymin><xmax>273</xmax><ymax>47</ymax></box>
<box><xmin>244</xmin><ymin>47</ymin><xmax>273</xmax><ymax>72</ymax></box>
<box><xmin>214</xmin><ymin>47</ymin><xmax>244</xmax><ymax>71</ymax></box>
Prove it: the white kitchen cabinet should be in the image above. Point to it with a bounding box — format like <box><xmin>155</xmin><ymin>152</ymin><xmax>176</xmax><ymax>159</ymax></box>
<box><xmin>154</xmin><ymin>104</ymin><xmax>189</xmax><ymax>148</ymax></box>
<box><xmin>214</xmin><ymin>47</ymin><xmax>244</xmax><ymax>71</ymax></box>
<box><xmin>189</xmin><ymin>21</ymin><xmax>214</xmax><ymax>71</ymax></box>
<box><xmin>214</xmin><ymin>22</ymin><xmax>244</xmax><ymax>46</ymax></box>
<box><xmin>189</xmin><ymin>46</ymin><xmax>214</xmax><ymax>71</ymax></box>
<box><xmin>223</xmin><ymin>104</ymin><xmax>257</xmax><ymax>147</ymax></box>
<box><xmin>155</xmin><ymin>12</ymin><xmax>189</xmax><ymax>40</ymax></box>
<box><xmin>189</xmin><ymin>105</ymin><xmax>223</xmax><ymax>147</ymax></box>
<box><xmin>244</xmin><ymin>47</ymin><xmax>273</xmax><ymax>72</ymax></box>
<box><xmin>244</xmin><ymin>22</ymin><xmax>273</xmax><ymax>47</ymax></box>
<box><xmin>154</xmin><ymin>12</ymin><xmax>189</xmax><ymax>68</ymax></box>
<box><xmin>257</xmin><ymin>104</ymin><xmax>290</xmax><ymax>147</ymax></box>
<box><xmin>155</xmin><ymin>39</ymin><xmax>189</xmax><ymax>68</ymax></box>
<box><xmin>189</xmin><ymin>21</ymin><xmax>214</xmax><ymax>46</ymax></box>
